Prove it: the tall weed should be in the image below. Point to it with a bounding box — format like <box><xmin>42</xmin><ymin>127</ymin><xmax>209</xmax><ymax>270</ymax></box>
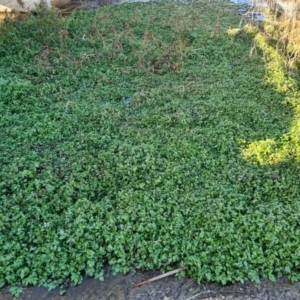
<box><xmin>253</xmin><ymin>0</ymin><xmax>300</xmax><ymax>68</ymax></box>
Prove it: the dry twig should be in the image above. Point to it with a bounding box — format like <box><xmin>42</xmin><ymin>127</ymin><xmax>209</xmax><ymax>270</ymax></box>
<box><xmin>132</xmin><ymin>266</ymin><xmax>188</xmax><ymax>288</ymax></box>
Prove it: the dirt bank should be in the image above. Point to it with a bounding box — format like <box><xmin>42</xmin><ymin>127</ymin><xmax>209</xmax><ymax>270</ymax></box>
<box><xmin>1</xmin><ymin>270</ymin><xmax>300</xmax><ymax>300</ymax></box>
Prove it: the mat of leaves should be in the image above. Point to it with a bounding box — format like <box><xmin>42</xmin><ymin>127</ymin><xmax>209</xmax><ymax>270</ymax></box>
<box><xmin>0</xmin><ymin>0</ymin><xmax>299</xmax><ymax>297</ymax></box>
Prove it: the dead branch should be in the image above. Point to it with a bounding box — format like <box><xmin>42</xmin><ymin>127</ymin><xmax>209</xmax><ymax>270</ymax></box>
<box><xmin>132</xmin><ymin>266</ymin><xmax>188</xmax><ymax>288</ymax></box>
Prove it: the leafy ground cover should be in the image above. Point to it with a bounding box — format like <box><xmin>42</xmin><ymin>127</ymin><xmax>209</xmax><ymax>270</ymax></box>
<box><xmin>0</xmin><ymin>0</ymin><xmax>300</xmax><ymax>296</ymax></box>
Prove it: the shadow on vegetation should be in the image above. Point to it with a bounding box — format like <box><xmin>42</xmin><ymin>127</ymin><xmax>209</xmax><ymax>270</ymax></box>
<box><xmin>0</xmin><ymin>1</ymin><xmax>300</xmax><ymax>298</ymax></box>
<box><xmin>237</xmin><ymin>21</ymin><xmax>300</xmax><ymax>165</ymax></box>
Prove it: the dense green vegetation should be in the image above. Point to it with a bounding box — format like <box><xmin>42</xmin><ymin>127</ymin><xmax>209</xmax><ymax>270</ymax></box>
<box><xmin>0</xmin><ymin>1</ymin><xmax>300</xmax><ymax>296</ymax></box>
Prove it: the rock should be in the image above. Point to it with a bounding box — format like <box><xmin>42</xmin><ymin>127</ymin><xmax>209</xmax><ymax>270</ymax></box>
<box><xmin>0</xmin><ymin>0</ymin><xmax>51</xmax><ymax>12</ymax></box>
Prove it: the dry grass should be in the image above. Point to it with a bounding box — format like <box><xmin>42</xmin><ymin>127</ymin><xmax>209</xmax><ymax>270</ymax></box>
<box><xmin>256</xmin><ymin>0</ymin><xmax>300</xmax><ymax>68</ymax></box>
<box><xmin>52</xmin><ymin>0</ymin><xmax>115</xmax><ymax>14</ymax></box>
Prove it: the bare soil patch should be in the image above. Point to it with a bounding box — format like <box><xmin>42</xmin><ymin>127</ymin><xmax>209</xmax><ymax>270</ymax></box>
<box><xmin>1</xmin><ymin>270</ymin><xmax>300</xmax><ymax>299</ymax></box>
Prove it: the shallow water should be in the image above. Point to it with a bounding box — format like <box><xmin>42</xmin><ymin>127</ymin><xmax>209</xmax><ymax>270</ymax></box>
<box><xmin>231</xmin><ymin>0</ymin><xmax>269</xmax><ymax>21</ymax></box>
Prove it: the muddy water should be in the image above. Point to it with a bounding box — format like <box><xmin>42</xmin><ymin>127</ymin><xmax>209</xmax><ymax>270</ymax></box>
<box><xmin>1</xmin><ymin>270</ymin><xmax>300</xmax><ymax>299</ymax></box>
<box><xmin>231</xmin><ymin>0</ymin><xmax>266</xmax><ymax>6</ymax></box>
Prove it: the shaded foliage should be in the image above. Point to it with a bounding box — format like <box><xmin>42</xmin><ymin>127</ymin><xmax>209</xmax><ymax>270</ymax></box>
<box><xmin>0</xmin><ymin>1</ymin><xmax>299</xmax><ymax>297</ymax></box>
